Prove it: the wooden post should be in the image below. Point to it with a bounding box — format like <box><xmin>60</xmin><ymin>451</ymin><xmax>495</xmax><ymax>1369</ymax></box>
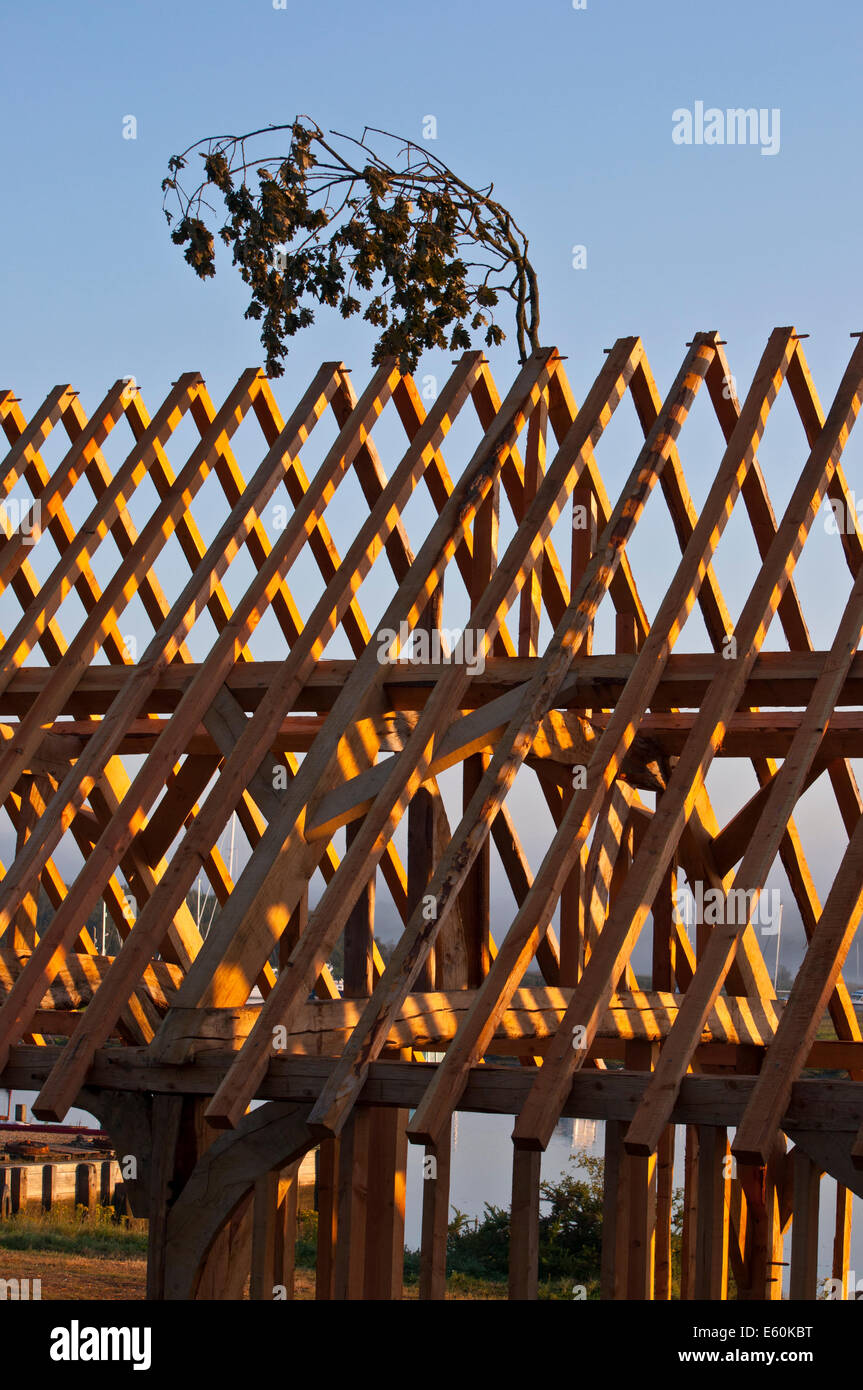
<box><xmin>833</xmin><ymin>1183</ymin><xmax>852</xmax><ymax>1299</ymax></box>
<box><xmin>571</xmin><ymin>483</ymin><xmax>598</xmax><ymax>654</ymax></box>
<box><xmin>789</xmin><ymin>1148</ymin><xmax>820</xmax><ymax>1300</ymax></box>
<box><xmin>624</xmin><ymin>1040</ymin><xmax>657</xmax><ymax>1299</ymax></box>
<box><xmin>408</xmin><ymin>787</ymin><xmax>437</xmax><ymax>992</ymax></box>
<box><xmin>462</xmin><ymin>468</ymin><xmax>498</xmax><ymax>987</ymax></box>
<box><xmin>333</xmin><ymin>1108</ymin><xmax>370</xmax><ymax>1300</ymax></box>
<box><xmin>419</xmin><ymin>1120</ymin><xmax>452</xmax><ymax>1300</ymax></box>
<box><xmin>518</xmin><ymin>396</ymin><xmax>546</xmax><ymax>658</ymax></box>
<box><xmin>75</xmin><ymin>1162</ymin><xmax>96</xmax><ymax>1213</ymax></box>
<box><xmin>600</xmin><ymin>1119</ymin><xmax>626</xmax><ymax>1299</ymax></box>
<box><xmin>11</xmin><ymin>1165</ymin><xmax>28</xmax><ymax>1213</ymax></box>
<box><xmin>99</xmin><ymin>1160</ymin><xmax>112</xmax><ymax>1208</ymax></box>
<box><xmin>251</xmin><ymin>1170</ymin><xmax>285</xmax><ymax>1301</ymax></box>
<box><xmin>344</xmin><ymin>818</ymin><xmax>373</xmax><ymax>997</ymax></box>
<box><xmin>694</xmin><ymin>1126</ymin><xmax>729</xmax><ymax>1298</ymax></box>
<box><xmin>680</xmin><ymin>1126</ymin><xmax>699</xmax><ymax>1299</ymax></box>
<box><xmin>112</xmin><ymin>1180</ymin><xmax>130</xmax><ymax>1223</ymax></box>
<box><xmin>363</xmin><ymin>1107</ymin><xmax>408</xmax><ymax>1299</ymax></box>
<box><xmin>41</xmin><ymin>1163</ymin><xmax>54</xmax><ymax>1213</ymax></box>
<box><xmin>509</xmin><ymin>1147</ymin><xmax>541</xmax><ymax>1300</ymax></box>
<box><xmin>654</xmin><ymin>1127</ymin><xmax>674</xmax><ymax>1300</ymax></box>
<box><xmin>315</xmin><ymin>1138</ymin><xmax>339</xmax><ymax>1300</ymax></box>
<box><xmin>738</xmin><ymin>1155</ymin><xmax>784</xmax><ymax>1301</ymax></box>
<box><xmin>462</xmin><ymin>753</ymin><xmax>491</xmax><ymax>986</ymax></box>
<box><xmin>146</xmin><ymin>1094</ymin><xmax>184</xmax><ymax>1300</ymax></box>
<box><xmin>276</xmin><ymin>1161</ymin><xmax>300</xmax><ymax>1300</ymax></box>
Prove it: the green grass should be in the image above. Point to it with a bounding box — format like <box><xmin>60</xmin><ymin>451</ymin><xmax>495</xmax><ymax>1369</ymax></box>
<box><xmin>0</xmin><ymin>1205</ymin><xmax>148</xmax><ymax>1259</ymax></box>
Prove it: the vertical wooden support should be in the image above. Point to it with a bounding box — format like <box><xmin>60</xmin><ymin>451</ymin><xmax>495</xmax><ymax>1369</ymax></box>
<box><xmin>99</xmin><ymin>1160</ymin><xmax>112</xmax><ymax>1207</ymax></box>
<box><xmin>694</xmin><ymin>1126</ymin><xmax>729</xmax><ymax>1298</ymax></box>
<box><xmin>315</xmin><ymin>1138</ymin><xmax>339</xmax><ymax>1300</ymax></box>
<box><xmin>624</xmin><ymin>1040</ymin><xmax>657</xmax><ymax>1299</ymax></box>
<box><xmin>12</xmin><ymin>775</ymin><xmax>42</xmax><ymax>952</ymax></box>
<box><xmin>509</xmin><ymin>1147</ymin><xmax>541</xmax><ymax>1300</ymax></box>
<box><xmin>75</xmin><ymin>1162</ymin><xmax>96</xmax><ymax>1213</ymax></box>
<box><xmin>363</xmin><ymin>1107</ymin><xmax>408</xmax><ymax>1299</ymax></box>
<box><xmin>680</xmin><ymin>1126</ymin><xmax>699</xmax><ymax>1299</ymax></box>
<box><xmin>344</xmin><ymin>818</ymin><xmax>373</xmax><ymax>998</ymax></box>
<box><xmin>462</xmin><ymin>752</ymin><xmax>491</xmax><ymax>987</ymax></box>
<box><xmin>250</xmin><ymin>1164</ymin><xmax>299</xmax><ymax>1301</ymax></box>
<box><xmin>278</xmin><ymin>1161</ymin><xmax>300</xmax><ymax>1300</ymax></box>
<box><xmin>419</xmin><ymin>1119</ymin><xmax>452</xmax><ymax>1300</ymax></box>
<box><xmin>833</xmin><ymin>1183</ymin><xmax>852</xmax><ymax>1299</ymax></box>
<box><xmin>652</xmin><ymin>855</ymin><xmax>677</xmax><ymax>992</ymax></box>
<box><xmin>625</xmin><ymin>1152</ymin><xmax>656</xmax><ymax>1300</ymax></box>
<box><xmin>333</xmin><ymin>1108</ymin><xmax>370</xmax><ymax>1300</ymax></box>
<box><xmin>571</xmin><ymin>483</ymin><xmax>598</xmax><ymax>655</ymax></box>
<box><xmin>280</xmin><ymin>889</ymin><xmax>307</xmax><ymax>970</ymax></box>
<box><xmin>600</xmin><ymin>1119</ymin><xmax>626</xmax><ymax>1299</ymax></box>
<box><xmin>187</xmin><ymin>1096</ymin><xmax>255</xmax><ymax>1301</ymax></box>
<box><xmin>615</xmin><ymin>609</ymin><xmax>640</xmax><ymax>657</ymax></box>
<box><xmin>408</xmin><ymin>787</ymin><xmax>437</xmax><ymax>992</ymax></box>
<box><xmin>518</xmin><ymin>396</ymin><xmax>546</xmax><ymax>658</ymax></box>
<box><xmin>250</xmin><ymin>1170</ymin><xmax>282</xmax><ymax>1301</ymax></box>
<box><xmin>146</xmin><ymin>1094</ymin><xmax>184</xmax><ymax>1300</ymax></box>
<box><xmin>789</xmin><ymin>1148</ymin><xmax>820</xmax><ymax>1300</ymax></box>
<box><xmin>41</xmin><ymin>1163</ymin><xmax>54</xmax><ymax>1212</ymax></box>
<box><xmin>653</xmin><ymin>1127</ymin><xmax>674</xmax><ymax>1300</ymax></box>
<box><xmin>112</xmin><ymin>1181</ymin><xmax>130</xmax><ymax>1223</ymax></box>
<box><xmin>559</xmin><ymin>801</ymin><xmax>587</xmax><ymax>985</ymax></box>
<box><xmin>462</xmin><ymin>469</ymin><xmax>498</xmax><ymax>988</ymax></box>
<box><xmin>738</xmin><ymin>1156</ymin><xmax>784</xmax><ymax>1301</ymax></box>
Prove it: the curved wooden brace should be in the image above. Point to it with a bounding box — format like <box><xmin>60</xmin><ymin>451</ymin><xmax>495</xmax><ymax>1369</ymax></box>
<box><xmin>163</xmin><ymin>1100</ymin><xmax>315</xmax><ymax>1300</ymax></box>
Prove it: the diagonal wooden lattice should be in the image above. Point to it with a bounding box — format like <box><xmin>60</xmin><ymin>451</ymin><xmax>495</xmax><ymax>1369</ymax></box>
<box><xmin>2</xmin><ymin>328</ymin><xmax>863</xmax><ymax>1301</ymax></box>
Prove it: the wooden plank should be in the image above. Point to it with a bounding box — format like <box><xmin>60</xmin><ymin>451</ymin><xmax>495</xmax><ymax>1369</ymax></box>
<box><xmin>600</xmin><ymin>1119</ymin><xmax>626</xmax><ymax>1299</ymax></box>
<box><xmin>363</xmin><ymin>1106</ymin><xmax>408</xmax><ymax>1299</ymax></box>
<box><xmin>333</xmin><ymin>1108</ymin><xmax>370</xmax><ymax>1301</ymax></box>
<box><xmin>419</xmin><ymin>1119</ymin><xmax>451</xmax><ymax>1301</ymax></box>
<box><xmin>314</xmin><ymin>1138</ymin><xmax>339</xmax><ymax>1300</ymax></box>
<box><xmin>508</xmin><ymin>1147</ymin><xmax>541</xmax><ymax>1300</ymax></box>
<box><xmin>833</xmin><ymin>1184</ymin><xmax>852</xmax><ymax>1298</ymax></box>
<box><xmin>694</xmin><ymin>1126</ymin><xmax>728</xmax><ymax>1298</ymax></box>
<box><xmin>789</xmin><ymin>1147</ymin><xmax>820</xmax><ymax>1301</ymax></box>
<box><xmin>518</xmin><ymin>397</ymin><xmax>546</xmax><ymax>657</ymax></box>
<box><xmin>654</xmin><ymin>1125</ymin><xmax>674</xmax><ymax>1299</ymax></box>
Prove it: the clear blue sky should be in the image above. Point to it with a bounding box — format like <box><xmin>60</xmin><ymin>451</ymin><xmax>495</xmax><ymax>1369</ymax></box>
<box><xmin>2</xmin><ymin>0</ymin><xmax>860</xmax><ymax>403</ymax></box>
<box><xmin>1</xmin><ymin>0</ymin><xmax>862</xmax><ymax>975</ymax></box>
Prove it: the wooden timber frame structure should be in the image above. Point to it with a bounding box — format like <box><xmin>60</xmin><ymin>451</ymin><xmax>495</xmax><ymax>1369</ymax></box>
<box><xmin>2</xmin><ymin>328</ymin><xmax>863</xmax><ymax>1301</ymax></box>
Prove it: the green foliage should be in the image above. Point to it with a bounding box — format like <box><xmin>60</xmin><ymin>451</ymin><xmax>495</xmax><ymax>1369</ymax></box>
<box><xmin>163</xmin><ymin>119</ymin><xmax>540</xmax><ymax>376</ymax></box>
<box><xmin>294</xmin><ymin>1207</ymin><xmax>318</xmax><ymax>1268</ymax></box>
<box><xmin>0</xmin><ymin>1205</ymin><xmax>148</xmax><ymax>1259</ymax></box>
<box><xmin>402</xmin><ymin>1151</ymin><xmax>605</xmax><ymax>1296</ymax></box>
